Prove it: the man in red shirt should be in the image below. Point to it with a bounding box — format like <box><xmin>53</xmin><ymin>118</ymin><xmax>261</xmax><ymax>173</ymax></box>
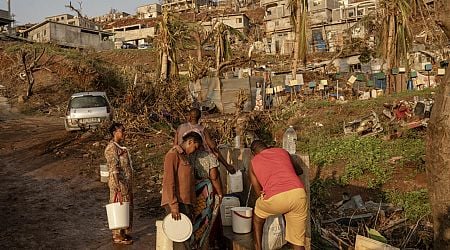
<box><xmin>249</xmin><ymin>140</ymin><xmax>307</xmax><ymax>250</ymax></box>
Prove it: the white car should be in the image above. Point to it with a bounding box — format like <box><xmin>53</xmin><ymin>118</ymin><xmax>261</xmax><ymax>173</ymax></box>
<box><xmin>64</xmin><ymin>92</ymin><xmax>112</xmax><ymax>131</ymax></box>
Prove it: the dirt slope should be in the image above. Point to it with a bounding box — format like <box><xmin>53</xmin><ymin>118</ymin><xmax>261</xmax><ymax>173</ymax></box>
<box><xmin>0</xmin><ymin>114</ymin><xmax>158</xmax><ymax>249</ymax></box>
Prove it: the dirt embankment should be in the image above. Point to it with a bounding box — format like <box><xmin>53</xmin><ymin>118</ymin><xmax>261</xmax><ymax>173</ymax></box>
<box><xmin>0</xmin><ymin>108</ymin><xmax>166</xmax><ymax>249</ymax></box>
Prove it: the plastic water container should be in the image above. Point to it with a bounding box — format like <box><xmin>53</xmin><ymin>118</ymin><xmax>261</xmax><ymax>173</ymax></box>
<box><xmin>106</xmin><ymin>201</ymin><xmax>130</xmax><ymax>230</ymax></box>
<box><xmin>234</xmin><ymin>135</ymin><xmax>241</xmax><ymax>149</ymax></box>
<box><xmin>220</xmin><ymin>196</ymin><xmax>240</xmax><ymax>226</ymax></box>
<box><xmin>231</xmin><ymin>207</ymin><xmax>253</xmax><ymax>234</ymax></box>
<box><xmin>228</xmin><ymin>170</ymin><xmax>243</xmax><ymax>193</ymax></box>
<box><xmin>156</xmin><ymin>220</ymin><xmax>173</xmax><ymax>249</ymax></box>
<box><xmin>99</xmin><ymin>164</ymin><xmax>109</xmax><ymax>183</ymax></box>
<box><xmin>282</xmin><ymin>126</ymin><xmax>297</xmax><ymax>154</ymax></box>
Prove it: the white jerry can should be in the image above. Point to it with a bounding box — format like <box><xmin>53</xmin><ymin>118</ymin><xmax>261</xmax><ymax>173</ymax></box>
<box><xmin>220</xmin><ymin>196</ymin><xmax>240</xmax><ymax>226</ymax></box>
<box><xmin>227</xmin><ymin>170</ymin><xmax>243</xmax><ymax>193</ymax></box>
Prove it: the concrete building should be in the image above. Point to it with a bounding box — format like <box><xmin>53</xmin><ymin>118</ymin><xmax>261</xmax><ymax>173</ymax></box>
<box><xmin>0</xmin><ymin>0</ymin><xmax>12</xmax><ymax>33</ymax></box>
<box><xmin>92</xmin><ymin>10</ymin><xmax>130</xmax><ymax>23</ymax></box>
<box><xmin>308</xmin><ymin>0</ymin><xmax>340</xmax><ymax>26</ymax></box>
<box><xmin>310</xmin><ymin>0</ymin><xmax>376</xmax><ymax>52</ymax></box>
<box><xmin>261</xmin><ymin>0</ymin><xmax>295</xmax><ymax>55</ymax></box>
<box><xmin>105</xmin><ymin>23</ymin><xmax>156</xmax><ymax>48</ymax></box>
<box><xmin>136</xmin><ymin>3</ymin><xmax>162</xmax><ymax>19</ymax></box>
<box><xmin>45</xmin><ymin>14</ymin><xmax>100</xmax><ymax>30</ymax></box>
<box><xmin>162</xmin><ymin>0</ymin><xmax>213</xmax><ymax>12</ymax></box>
<box><xmin>260</xmin><ymin>0</ymin><xmax>377</xmax><ymax>54</ymax></box>
<box><xmin>24</xmin><ymin>20</ymin><xmax>113</xmax><ymax>50</ymax></box>
<box><xmin>0</xmin><ymin>9</ymin><xmax>12</xmax><ymax>28</ymax></box>
<box><xmin>15</xmin><ymin>23</ymin><xmax>35</xmax><ymax>36</ymax></box>
<box><xmin>211</xmin><ymin>13</ymin><xmax>250</xmax><ymax>34</ymax></box>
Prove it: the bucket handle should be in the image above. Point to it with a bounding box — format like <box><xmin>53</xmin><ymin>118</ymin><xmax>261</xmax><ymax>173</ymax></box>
<box><xmin>233</xmin><ymin>210</ymin><xmax>252</xmax><ymax>219</ymax></box>
<box><xmin>113</xmin><ymin>191</ymin><xmax>123</xmax><ymax>205</ymax></box>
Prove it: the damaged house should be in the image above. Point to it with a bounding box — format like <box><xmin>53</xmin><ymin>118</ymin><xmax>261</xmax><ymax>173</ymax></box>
<box><xmin>261</xmin><ymin>0</ymin><xmax>295</xmax><ymax>54</ymax></box>
<box><xmin>262</xmin><ymin>0</ymin><xmax>377</xmax><ymax>55</ymax></box>
<box><xmin>0</xmin><ymin>9</ymin><xmax>12</xmax><ymax>27</ymax></box>
<box><xmin>136</xmin><ymin>3</ymin><xmax>162</xmax><ymax>19</ymax></box>
<box><xmin>103</xmin><ymin>18</ymin><xmax>158</xmax><ymax>48</ymax></box>
<box><xmin>23</xmin><ymin>14</ymin><xmax>113</xmax><ymax>50</ymax></box>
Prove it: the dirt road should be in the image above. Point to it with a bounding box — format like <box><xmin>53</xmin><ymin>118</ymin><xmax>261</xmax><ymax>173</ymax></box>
<box><xmin>0</xmin><ymin>110</ymin><xmax>158</xmax><ymax>249</ymax></box>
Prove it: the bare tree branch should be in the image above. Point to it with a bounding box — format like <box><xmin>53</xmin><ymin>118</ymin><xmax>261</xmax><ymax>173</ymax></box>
<box><xmin>65</xmin><ymin>1</ymin><xmax>83</xmax><ymax>18</ymax></box>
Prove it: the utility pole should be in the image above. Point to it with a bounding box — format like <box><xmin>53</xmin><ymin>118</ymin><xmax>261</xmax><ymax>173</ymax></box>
<box><xmin>7</xmin><ymin>0</ymin><xmax>12</xmax><ymax>34</ymax></box>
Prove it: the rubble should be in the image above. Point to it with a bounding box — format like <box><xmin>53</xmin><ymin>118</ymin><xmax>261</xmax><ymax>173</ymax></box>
<box><xmin>316</xmin><ymin>193</ymin><xmax>432</xmax><ymax>249</ymax></box>
<box><xmin>344</xmin><ymin>111</ymin><xmax>383</xmax><ymax>136</ymax></box>
<box><xmin>382</xmin><ymin>97</ymin><xmax>434</xmax><ymax>129</ymax></box>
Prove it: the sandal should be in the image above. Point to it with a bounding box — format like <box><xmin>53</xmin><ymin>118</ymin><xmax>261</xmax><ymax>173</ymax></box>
<box><xmin>113</xmin><ymin>236</ymin><xmax>133</xmax><ymax>245</ymax></box>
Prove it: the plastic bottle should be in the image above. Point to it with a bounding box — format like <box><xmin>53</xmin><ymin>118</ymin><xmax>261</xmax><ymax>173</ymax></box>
<box><xmin>282</xmin><ymin>126</ymin><xmax>297</xmax><ymax>154</ymax></box>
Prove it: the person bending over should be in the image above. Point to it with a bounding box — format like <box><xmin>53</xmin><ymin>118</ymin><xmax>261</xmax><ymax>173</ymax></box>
<box><xmin>249</xmin><ymin>140</ymin><xmax>307</xmax><ymax>250</ymax></box>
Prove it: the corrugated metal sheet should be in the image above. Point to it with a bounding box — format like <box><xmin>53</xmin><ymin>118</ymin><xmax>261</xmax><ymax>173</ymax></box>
<box><xmin>193</xmin><ymin>76</ymin><xmax>264</xmax><ymax>114</ymax></box>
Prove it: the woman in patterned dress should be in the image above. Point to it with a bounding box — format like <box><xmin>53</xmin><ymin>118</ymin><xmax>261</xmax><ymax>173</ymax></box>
<box><xmin>188</xmin><ymin>149</ymin><xmax>224</xmax><ymax>249</ymax></box>
<box><xmin>104</xmin><ymin>122</ymin><xmax>134</xmax><ymax>245</ymax></box>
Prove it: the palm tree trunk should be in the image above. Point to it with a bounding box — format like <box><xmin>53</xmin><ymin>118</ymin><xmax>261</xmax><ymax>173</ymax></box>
<box><xmin>426</xmin><ymin>1</ymin><xmax>450</xmax><ymax>247</ymax></box>
<box><xmin>160</xmin><ymin>51</ymin><xmax>168</xmax><ymax>80</ymax></box>
<box><xmin>291</xmin><ymin>0</ymin><xmax>301</xmax><ymax>80</ymax></box>
<box><xmin>195</xmin><ymin>34</ymin><xmax>202</xmax><ymax>62</ymax></box>
<box><xmin>386</xmin><ymin>14</ymin><xmax>395</xmax><ymax>94</ymax></box>
<box><xmin>426</xmin><ymin>68</ymin><xmax>450</xmax><ymax>249</ymax></box>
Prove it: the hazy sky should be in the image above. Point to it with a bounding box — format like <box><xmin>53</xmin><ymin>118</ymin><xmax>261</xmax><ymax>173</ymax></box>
<box><xmin>0</xmin><ymin>0</ymin><xmax>158</xmax><ymax>25</ymax></box>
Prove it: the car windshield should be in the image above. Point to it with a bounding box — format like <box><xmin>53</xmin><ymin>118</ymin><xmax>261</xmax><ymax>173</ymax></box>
<box><xmin>70</xmin><ymin>96</ymin><xmax>107</xmax><ymax>109</ymax></box>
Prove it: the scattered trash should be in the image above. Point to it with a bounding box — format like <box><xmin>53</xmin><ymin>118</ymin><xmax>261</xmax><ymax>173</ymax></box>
<box><xmin>344</xmin><ymin>111</ymin><xmax>383</xmax><ymax>136</ymax></box>
<box><xmin>355</xmin><ymin>235</ymin><xmax>399</xmax><ymax>250</ymax></box>
<box><xmin>316</xmin><ymin>191</ymin><xmax>431</xmax><ymax>249</ymax></box>
<box><xmin>366</xmin><ymin>227</ymin><xmax>387</xmax><ymax>243</ymax></box>
<box><xmin>336</xmin><ymin>194</ymin><xmax>365</xmax><ymax>211</ymax></box>
<box><xmin>313</xmin><ymin>122</ymin><xmax>324</xmax><ymax>127</ymax></box>
<box><xmin>383</xmin><ymin>97</ymin><xmax>434</xmax><ymax>129</ymax></box>
<box><xmin>352</xmin><ymin>195</ymin><xmax>365</xmax><ymax>210</ymax></box>
<box><xmin>322</xmin><ymin>213</ymin><xmax>374</xmax><ymax>226</ymax></box>
<box><xmin>388</xmin><ymin>156</ymin><xmax>404</xmax><ymax>164</ymax></box>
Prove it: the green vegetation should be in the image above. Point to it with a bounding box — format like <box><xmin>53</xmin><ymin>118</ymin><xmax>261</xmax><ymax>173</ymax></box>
<box><xmin>304</xmin><ymin>134</ymin><xmax>425</xmax><ymax>188</ymax></box>
<box><xmin>385</xmin><ymin>189</ymin><xmax>431</xmax><ymax>220</ymax></box>
<box><xmin>293</xmin><ymin>90</ymin><xmax>429</xmax><ymax>188</ymax></box>
<box><xmin>310</xmin><ymin>178</ymin><xmax>339</xmax><ymax>208</ymax></box>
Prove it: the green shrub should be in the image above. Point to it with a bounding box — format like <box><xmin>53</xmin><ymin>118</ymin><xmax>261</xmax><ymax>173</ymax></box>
<box><xmin>385</xmin><ymin>189</ymin><xmax>431</xmax><ymax>220</ymax></box>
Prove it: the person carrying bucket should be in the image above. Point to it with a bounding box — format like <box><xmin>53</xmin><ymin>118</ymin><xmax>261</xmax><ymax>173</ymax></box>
<box><xmin>104</xmin><ymin>122</ymin><xmax>134</xmax><ymax>245</ymax></box>
<box><xmin>249</xmin><ymin>140</ymin><xmax>307</xmax><ymax>250</ymax></box>
<box><xmin>161</xmin><ymin>131</ymin><xmax>203</xmax><ymax>250</ymax></box>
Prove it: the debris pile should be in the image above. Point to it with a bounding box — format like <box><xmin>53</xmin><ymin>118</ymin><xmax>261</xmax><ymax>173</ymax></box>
<box><xmin>344</xmin><ymin>111</ymin><xmax>383</xmax><ymax>137</ymax></box>
<box><xmin>315</xmin><ymin>194</ymin><xmax>433</xmax><ymax>249</ymax></box>
<box><xmin>383</xmin><ymin>97</ymin><xmax>434</xmax><ymax>129</ymax></box>
<box><xmin>343</xmin><ymin>96</ymin><xmax>434</xmax><ymax>139</ymax></box>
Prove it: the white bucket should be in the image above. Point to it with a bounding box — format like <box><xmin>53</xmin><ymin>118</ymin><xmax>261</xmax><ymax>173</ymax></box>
<box><xmin>220</xmin><ymin>196</ymin><xmax>240</xmax><ymax>226</ymax></box>
<box><xmin>100</xmin><ymin>164</ymin><xmax>109</xmax><ymax>183</ymax></box>
<box><xmin>228</xmin><ymin>170</ymin><xmax>243</xmax><ymax>193</ymax></box>
<box><xmin>231</xmin><ymin>207</ymin><xmax>253</xmax><ymax>234</ymax></box>
<box><xmin>156</xmin><ymin>220</ymin><xmax>173</xmax><ymax>249</ymax></box>
<box><xmin>106</xmin><ymin>202</ymin><xmax>130</xmax><ymax>230</ymax></box>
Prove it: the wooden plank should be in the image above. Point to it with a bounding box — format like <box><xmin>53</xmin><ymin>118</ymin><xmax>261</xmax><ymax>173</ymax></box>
<box><xmin>355</xmin><ymin>235</ymin><xmax>399</xmax><ymax>250</ymax></box>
